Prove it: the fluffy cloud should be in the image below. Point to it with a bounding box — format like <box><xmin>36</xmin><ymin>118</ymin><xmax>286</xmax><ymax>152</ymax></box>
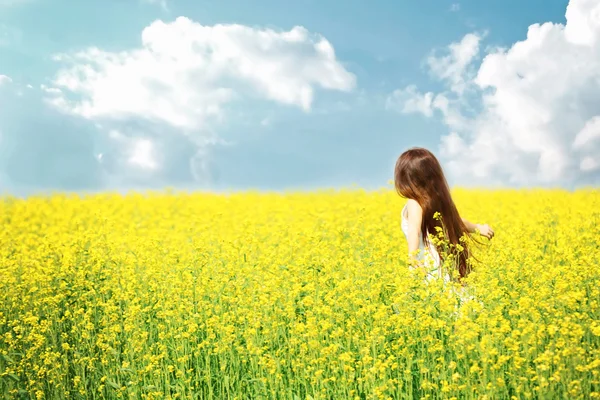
<box><xmin>425</xmin><ymin>32</ymin><xmax>482</xmax><ymax>95</ymax></box>
<box><xmin>386</xmin><ymin>85</ymin><xmax>435</xmax><ymax>117</ymax></box>
<box><xmin>102</xmin><ymin>130</ymin><xmax>159</xmax><ymax>172</ymax></box>
<box><xmin>0</xmin><ymin>75</ymin><xmax>11</xmax><ymax>85</ymax></box>
<box><xmin>388</xmin><ymin>0</ymin><xmax>600</xmax><ymax>187</ymax></box>
<box><xmin>46</xmin><ymin>17</ymin><xmax>356</xmax><ymax>184</ymax></box>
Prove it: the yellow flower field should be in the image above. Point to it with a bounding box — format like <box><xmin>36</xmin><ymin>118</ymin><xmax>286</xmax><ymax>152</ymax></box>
<box><xmin>1</xmin><ymin>188</ymin><xmax>599</xmax><ymax>399</ymax></box>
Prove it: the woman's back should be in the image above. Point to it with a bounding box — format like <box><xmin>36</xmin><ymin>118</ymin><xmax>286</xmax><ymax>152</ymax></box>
<box><xmin>401</xmin><ymin>202</ymin><xmax>448</xmax><ymax>282</ymax></box>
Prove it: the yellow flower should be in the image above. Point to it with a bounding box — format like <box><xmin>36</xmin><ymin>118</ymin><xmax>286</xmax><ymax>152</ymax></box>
<box><xmin>0</xmin><ymin>188</ymin><xmax>598</xmax><ymax>399</ymax></box>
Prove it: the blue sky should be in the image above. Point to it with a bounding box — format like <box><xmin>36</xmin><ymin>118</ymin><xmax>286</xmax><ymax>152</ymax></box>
<box><xmin>1</xmin><ymin>0</ymin><xmax>598</xmax><ymax>195</ymax></box>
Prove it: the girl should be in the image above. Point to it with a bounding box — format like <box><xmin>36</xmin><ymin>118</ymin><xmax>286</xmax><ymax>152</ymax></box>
<box><xmin>395</xmin><ymin>147</ymin><xmax>494</xmax><ymax>283</ymax></box>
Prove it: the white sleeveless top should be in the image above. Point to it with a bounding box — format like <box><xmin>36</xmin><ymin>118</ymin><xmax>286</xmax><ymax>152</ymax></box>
<box><xmin>401</xmin><ymin>203</ymin><xmax>448</xmax><ymax>282</ymax></box>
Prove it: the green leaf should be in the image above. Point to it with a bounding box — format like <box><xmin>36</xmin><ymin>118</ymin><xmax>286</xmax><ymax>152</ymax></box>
<box><xmin>106</xmin><ymin>380</ymin><xmax>120</xmax><ymax>390</ymax></box>
<box><xmin>0</xmin><ymin>354</ymin><xmax>15</xmax><ymax>363</ymax></box>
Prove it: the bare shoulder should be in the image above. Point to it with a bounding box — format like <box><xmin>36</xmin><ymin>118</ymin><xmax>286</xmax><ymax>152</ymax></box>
<box><xmin>405</xmin><ymin>199</ymin><xmax>422</xmax><ymax>219</ymax></box>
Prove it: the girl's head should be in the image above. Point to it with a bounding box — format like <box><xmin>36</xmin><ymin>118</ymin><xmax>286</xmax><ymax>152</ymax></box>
<box><xmin>394</xmin><ymin>147</ymin><xmax>448</xmax><ymax>201</ymax></box>
<box><xmin>394</xmin><ymin>147</ymin><xmax>472</xmax><ymax>278</ymax></box>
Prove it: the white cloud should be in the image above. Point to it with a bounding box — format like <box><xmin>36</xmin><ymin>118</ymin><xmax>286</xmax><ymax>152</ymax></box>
<box><xmin>386</xmin><ymin>85</ymin><xmax>435</xmax><ymax>117</ymax></box>
<box><xmin>128</xmin><ymin>138</ymin><xmax>159</xmax><ymax>170</ymax></box>
<box><xmin>426</xmin><ymin>32</ymin><xmax>483</xmax><ymax>95</ymax></box>
<box><xmin>573</xmin><ymin>116</ymin><xmax>600</xmax><ymax>149</ymax></box>
<box><xmin>386</xmin><ymin>87</ymin><xmax>470</xmax><ymax>132</ymax></box>
<box><xmin>40</xmin><ymin>84</ymin><xmax>61</xmax><ymax>94</ymax></box>
<box><xmin>47</xmin><ymin>17</ymin><xmax>355</xmax><ymax>183</ymax></box>
<box><xmin>450</xmin><ymin>3</ymin><xmax>460</xmax><ymax>12</ymax></box>
<box><xmin>0</xmin><ymin>75</ymin><xmax>11</xmax><ymax>85</ymax></box>
<box><xmin>387</xmin><ymin>0</ymin><xmax>600</xmax><ymax>186</ymax></box>
<box><xmin>99</xmin><ymin>130</ymin><xmax>161</xmax><ymax>182</ymax></box>
<box><xmin>564</xmin><ymin>0</ymin><xmax>600</xmax><ymax>46</ymax></box>
<box><xmin>580</xmin><ymin>156</ymin><xmax>599</xmax><ymax>172</ymax></box>
<box><xmin>48</xmin><ymin>17</ymin><xmax>355</xmax><ymax>128</ymax></box>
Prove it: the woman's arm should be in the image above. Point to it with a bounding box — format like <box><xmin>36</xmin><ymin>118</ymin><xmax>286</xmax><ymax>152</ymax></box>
<box><xmin>406</xmin><ymin>199</ymin><xmax>423</xmax><ymax>258</ymax></box>
<box><xmin>462</xmin><ymin>218</ymin><xmax>495</xmax><ymax>239</ymax></box>
<box><xmin>462</xmin><ymin>218</ymin><xmax>479</xmax><ymax>233</ymax></box>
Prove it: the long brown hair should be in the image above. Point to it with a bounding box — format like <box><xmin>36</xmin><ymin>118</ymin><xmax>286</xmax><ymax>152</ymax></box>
<box><xmin>394</xmin><ymin>147</ymin><xmax>472</xmax><ymax>279</ymax></box>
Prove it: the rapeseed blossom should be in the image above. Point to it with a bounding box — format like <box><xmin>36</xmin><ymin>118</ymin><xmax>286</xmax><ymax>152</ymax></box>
<box><xmin>0</xmin><ymin>189</ymin><xmax>599</xmax><ymax>399</ymax></box>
